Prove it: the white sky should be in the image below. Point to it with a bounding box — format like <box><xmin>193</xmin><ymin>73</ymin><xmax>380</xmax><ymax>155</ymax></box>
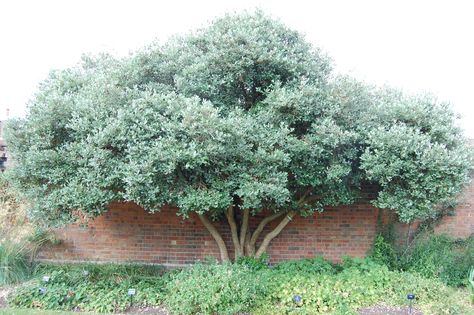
<box><xmin>0</xmin><ymin>0</ymin><xmax>473</xmax><ymax>137</ymax></box>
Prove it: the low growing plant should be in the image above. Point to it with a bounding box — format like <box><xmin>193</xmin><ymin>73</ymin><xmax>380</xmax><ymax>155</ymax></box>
<box><xmin>164</xmin><ymin>262</ymin><xmax>271</xmax><ymax>315</ymax></box>
<box><xmin>235</xmin><ymin>254</ymin><xmax>269</xmax><ymax>271</ymax></box>
<box><xmin>9</xmin><ymin>263</ymin><xmax>166</xmax><ymax>313</ymax></box>
<box><xmin>8</xmin><ymin>259</ymin><xmax>474</xmax><ymax>314</ymax></box>
<box><xmin>254</xmin><ymin>258</ymin><xmax>473</xmax><ymax>315</ymax></box>
<box><xmin>273</xmin><ymin>256</ymin><xmax>338</xmax><ymax>275</ymax></box>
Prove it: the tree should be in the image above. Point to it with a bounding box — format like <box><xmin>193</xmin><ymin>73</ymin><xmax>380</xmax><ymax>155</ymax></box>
<box><xmin>5</xmin><ymin>11</ymin><xmax>472</xmax><ymax>261</ymax></box>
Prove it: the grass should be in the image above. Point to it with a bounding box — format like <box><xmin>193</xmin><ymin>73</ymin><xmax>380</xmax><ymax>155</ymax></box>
<box><xmin>0</xmin><ymin>309</ymin><xmax>96</xmax><ymax>315</ymax></box>
<box><xmin>0</xmin><ymin>308</ymin><xmax>78</xmax><ymax>315</ymax></box>
<box><xmin>0</xmin><ymin>242</ymin><xmax>32</xmax><ymax>286</ymax></box>
<box><xmin>0</xmin><ymin>308</ymin><xmax>154</xmax><ymax>315</ymax></box>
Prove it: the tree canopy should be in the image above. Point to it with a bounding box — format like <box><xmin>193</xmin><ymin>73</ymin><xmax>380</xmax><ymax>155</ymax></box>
<box><xmin>5</xmin><ymin>11</ymin><xmax>472</xmax><ymax>260</ymax></box>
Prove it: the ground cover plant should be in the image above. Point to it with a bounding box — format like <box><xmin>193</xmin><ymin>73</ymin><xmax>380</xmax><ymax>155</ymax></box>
<box><xmin>7</xmin><ymin>258</ymin><xmax>474</xmax><ymax>315</ymax></box>
<box><xmin>0</xmin><ymin>309</ymin><xmax>98</xmax><ymax>315</ymax></box>
<box><xmin>9</xmin><ymin>264</ymin><xmax>166</xmax><ymax>313</ymax></box>
<box><xmin>4</xmin><ymin>10</ymin><xmax>472</xmax><ymax>264</ymax></box>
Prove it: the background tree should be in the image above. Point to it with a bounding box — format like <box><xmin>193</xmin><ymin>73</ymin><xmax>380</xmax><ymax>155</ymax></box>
<box><xmin>5</xmin><ymin>11</ymin><xmax>472</xmax><ymax>261</ymax></box>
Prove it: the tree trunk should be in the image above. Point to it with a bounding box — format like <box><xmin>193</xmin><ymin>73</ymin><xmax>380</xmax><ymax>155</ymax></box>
<box><xmin>239</xmin><ymin>208</ymin><xmax>250</xmax><ymax>254</ymax></box>
<box><xmin>198</xmin><ymin>209</ymin><xmax>297</xmax><ymax>262</ymax></box>
<box><xmin>244</xmin><ymin>230</ymin><xmax>252</xmax><ymax>256</ymax></box>
<box><xmin>255</xmin><ymin>210</ymin><xmax>296</xmax><ymax>258</ymax></box>
<box><xmin>198</xmin><ymin>213</ymin><xmax>229</xmax><ymax>262</ymax></box>
<box><xmin>225</xmin><ymin>206</ymin><xmax>242</xmax><ymax>259</ymax></box>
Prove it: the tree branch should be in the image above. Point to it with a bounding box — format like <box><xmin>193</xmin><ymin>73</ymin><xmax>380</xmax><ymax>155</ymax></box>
<box><xmin>298</xmin><ymin>188</ymin><xmax>312</xmax><ymax>205</ymax></box>
<box><xmin>249</xmin><ymin>211</ymin><xmax>286</xmax><ymax>254</ymax></box>
<box><xmin>198</xmin><ymin>213</ymin><xmax>229</xmax><ymax>262</ymax></box>
<box><xmin>255</xmin><ymin>210</ymin><xmax>296</xmax><ymax>258</ymax></box>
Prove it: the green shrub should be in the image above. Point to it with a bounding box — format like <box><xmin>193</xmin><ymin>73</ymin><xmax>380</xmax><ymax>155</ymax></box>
<box><xmin>235</xmin><ymin>254</ymin><xmax>269</xmax><ymax>271</ymax></box>
<box><xmin>255</xmin><ymin>260</ymin><xmax>390</xmax><ymax>314</ymax></box>
<box><xmin>370</xmin><ymin>234</ymin><xmax>397</xmax><ymax>269</ymax></box>
<box><xmin>400</xmin><ymin>234</ymin><xmax>474</xmax><ymax>287</ymax></box>
<box><xmin>164</xmin><ymin>262</ymin><xmax>270</xmax><ymax>315</ymax></box>
<box><xmin>273</xmin><ymin>256</ymin><xmax>338</xmax><ymax>275</ymax></box>
<box><xmin>0</xmin><ymin>241</ymin><xmax>32</xmax><ymax>285</ymax></box>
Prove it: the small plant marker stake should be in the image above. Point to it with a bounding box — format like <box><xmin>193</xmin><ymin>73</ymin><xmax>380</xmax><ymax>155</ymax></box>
<box><xmin>407</xmin><ymin>294</ymin><xmax>413</xmax><ymax>314</ymax></box>
<box><xmin>128</xmin><ymin>288</ymin><xmax>136</xmax><ymax>307</ymax></box>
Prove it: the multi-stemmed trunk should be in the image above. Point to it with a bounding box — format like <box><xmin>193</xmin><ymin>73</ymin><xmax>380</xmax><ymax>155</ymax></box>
<box><xmin>198</xmin><ymin>207</ymin><xmax>297</xmax><ymax>262</ymax></box>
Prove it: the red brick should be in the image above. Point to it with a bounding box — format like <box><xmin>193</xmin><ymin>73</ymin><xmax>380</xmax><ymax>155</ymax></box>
<box><xmin>39</xmin><ymin>183</ymin><xmax>474</xmax><ymax>265</ymax></box>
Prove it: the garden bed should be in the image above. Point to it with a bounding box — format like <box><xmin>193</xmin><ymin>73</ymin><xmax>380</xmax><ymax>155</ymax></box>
<box><xmin>3</xmin><ymin>257</ymin><xmax>473</xmax><ymax>315</ymax></box>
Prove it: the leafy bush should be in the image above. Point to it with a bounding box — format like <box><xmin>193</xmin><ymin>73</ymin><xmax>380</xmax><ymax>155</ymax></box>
<box><xmin>9</xmin><ymin>263</ymin><xmax>166</xmax><ymax>313</ymax></box>
<box><xmin>399</xmin><ymin>234</ymin><xmax>474</xmax><ymax>287</ymax></box>
<box><xmin>370</xmin><ymin>234</ymin><xmax>397</xmax><ymax>269</ymax></box>
<box><xmin>273</xmin><ymin>256</ymin><xmax>338</xmax><ymax>275</ymax></box>
<box><xmin>235</xmin><ymin>254</ymin><xmax>269</xmax><ymax>271</ymax></box>
<box><xmin>256</xmin><ymin>258</ymin><xmax>390</xmax><ymax>314</ymax></box>
<box><xmin>164</xmin><ymin>262</ymin><xmax>270</xmax><ymax>315</ymax></box>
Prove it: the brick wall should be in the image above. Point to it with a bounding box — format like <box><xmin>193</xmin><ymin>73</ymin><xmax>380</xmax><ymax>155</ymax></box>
<box><xmin>39</xmin><ymin>202</ymin><xmax>380</xmax><ymax>266</ymax></box>
<box><xmin>433</xmin><ymin>182</ymin><xmax>473</xmax><ymax>237</ymax></box>
<box><xmin>39</xmin><ymin>183</ymin><xmax>473</xmax><ymax>266</ymax></box>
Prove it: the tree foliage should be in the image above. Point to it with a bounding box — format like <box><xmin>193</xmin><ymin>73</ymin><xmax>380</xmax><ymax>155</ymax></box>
<box><xmin>5</xmin><ymin>11</ymin><xmax>472</xmax><ymax>259</ymax></box>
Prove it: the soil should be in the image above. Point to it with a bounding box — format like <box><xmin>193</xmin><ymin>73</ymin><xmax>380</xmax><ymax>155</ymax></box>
<box><xmin>358</xmin><ymin>303</ymin><xmax>423</xmax><ymax>315</ymax></box>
